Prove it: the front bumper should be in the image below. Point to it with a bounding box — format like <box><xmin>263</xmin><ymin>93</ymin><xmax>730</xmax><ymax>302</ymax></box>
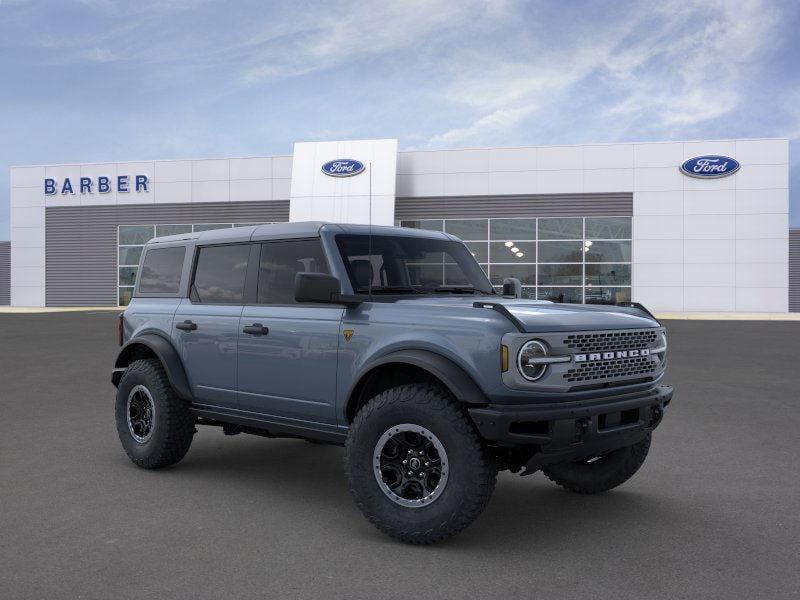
<box><xmin>468</xmin><ymin>385</ymin><xmax>672</xmax><ymax>470</ymax></box>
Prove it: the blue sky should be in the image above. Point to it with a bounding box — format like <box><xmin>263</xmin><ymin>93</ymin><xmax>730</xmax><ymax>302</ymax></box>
<box><xmin>1</xmin><ymin>0</ymin><xmax>799</xmax><ymax>238</ymax></box>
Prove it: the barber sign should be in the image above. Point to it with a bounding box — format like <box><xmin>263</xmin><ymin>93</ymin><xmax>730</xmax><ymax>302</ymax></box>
<box><xmin>680</xmin><ymin>155</ymin><xmax>740</xmax><ymax>178</ymax></box>
<box><xmin>321</xmin><ymin>159</ymin><xmax>365</xmax><ymax>177</ymax></box>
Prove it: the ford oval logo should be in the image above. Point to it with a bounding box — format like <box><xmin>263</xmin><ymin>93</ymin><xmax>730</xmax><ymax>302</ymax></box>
<box><xmin>680</xmin><ymin>155</ymin><xmax>740</xmax><ymax>178</ymax></box>
<box><xmin>321</xmin><ymin>159</ymin><xmax>365</xmax><ymax>177</ymax></box>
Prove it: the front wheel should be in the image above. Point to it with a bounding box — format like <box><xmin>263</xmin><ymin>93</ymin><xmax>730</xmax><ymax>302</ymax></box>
<box><xmin>542</xmin><ymin>433</ymin><xmax>652</xmax><ymax>494</ymax></box>
<box><xmin>345</xmin><ymin>383</ymin><xmax>496</xmax><ymax>544</ymax></box>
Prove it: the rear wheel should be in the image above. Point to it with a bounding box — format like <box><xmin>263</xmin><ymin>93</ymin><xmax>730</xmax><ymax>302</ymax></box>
<box><xmin>542</xmin><ymin>434</ymin><xmax>652</xmax><ymax>494</ymax></box>
<box><xmin>115</xmin><ymin>358</ymin><xmax>195</xmax><ymax>469</ymax></box>
<box><xmin>345</xmin><ymin>383</ymin><xmax>496</xmax><ymax>544</ymax></box>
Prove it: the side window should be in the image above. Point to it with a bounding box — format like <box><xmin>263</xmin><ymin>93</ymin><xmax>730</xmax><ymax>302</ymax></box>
<box><xmin>257</xmin><ymin>240</ymin><xmax>329</xmax><ymax>304</ymax></box>
<box><xmin>192</xmin><ymin>244</ymin><xmax>251</xmax><ymax>304</ymax></box>
<box><xmin>138</xmin><ymin>246</ymin><xmax>186</xmax><ymax>294</ymax></box>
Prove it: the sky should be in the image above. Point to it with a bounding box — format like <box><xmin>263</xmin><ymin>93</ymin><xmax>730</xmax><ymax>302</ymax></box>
<box><xmin>1</xmin><ymin>0</ymin><xmax>799</xmax><ymax>238</ymax></box>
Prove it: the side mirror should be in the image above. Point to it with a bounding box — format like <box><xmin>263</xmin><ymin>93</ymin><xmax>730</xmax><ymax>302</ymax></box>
<box><xmin>501</xmin><ymin>277</ymin><xmax>522</xmax><ymax>298</ymax></box>
<box><xmin>295</xmin><ymin>272</ymin><xmax>362</xmax><ymax>306</ymax></box>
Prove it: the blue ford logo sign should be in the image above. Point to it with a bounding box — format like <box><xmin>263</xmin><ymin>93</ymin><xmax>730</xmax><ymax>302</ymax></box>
<box><xmin>321</xmin><ymin>159</ymin><xmax>365</xmax><ymax>177</ymax></box>
<box><xmin>680</xmin><ymin>155</ymin><xmax>740</xmax><ymax>178</ymax></box>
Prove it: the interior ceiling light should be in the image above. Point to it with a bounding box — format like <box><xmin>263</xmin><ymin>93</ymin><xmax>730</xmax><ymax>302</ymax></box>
<box><xmin>511</xmin><ymin>247</ymin><xmax>519</xmax><ymax>253</ymax></box>
<box><xmin>516</xmin><ymin>252</ymin><xmax>524</xmax><ymax>258</ymax></box>
<box><xmin>504</xmin><ymin>241</ymin><xmax>514</xmax><ymax>247</ymax></box>
<box><xmin>584</xmin><ymin>240</ymin><xmax>593</xmax><ymax>247</ymax></box>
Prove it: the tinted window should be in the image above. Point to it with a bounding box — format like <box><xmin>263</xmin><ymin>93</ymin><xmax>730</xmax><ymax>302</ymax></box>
<box><xmin>192</xmin><ymin>244</ymin><xmax>250</xmax><ymax>304</ymax></box>
<box><xmin>138</xmin><ymin>246</ymin><xmax>186</xmax><ymax>294</ymax></box>
<box><xmin>258</xmin><ymin>240</ymin><xmax>329</xmax><ymax>304</ymax></box>
<box><xmin>335</xmin><ymin>234</ymin><xmax>493</xmax><ymax>295</ymax></box>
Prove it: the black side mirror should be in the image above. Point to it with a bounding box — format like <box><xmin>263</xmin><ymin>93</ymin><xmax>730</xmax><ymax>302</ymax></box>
<box><xmin>501</xmin><ymin>277</ymin><xmax>522</xmax><ymax>298</ymax></box>
<box><xmin>295</xmin><ymin>272</ymin><xmax>362</xmax><ymax>306</ymax></box>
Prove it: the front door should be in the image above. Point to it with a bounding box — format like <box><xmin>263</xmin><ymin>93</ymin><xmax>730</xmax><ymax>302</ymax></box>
<box><xmin>172</xmin><ymin>242</ymin><xmax>254</xmax><ymax>409</ymax></box>
<box><xmin>236</xmin><ymin>239</ymin><xmax>343</xmax><ymax>424</ymax></box>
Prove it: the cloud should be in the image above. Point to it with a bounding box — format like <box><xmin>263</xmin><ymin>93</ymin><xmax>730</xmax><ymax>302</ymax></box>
<box><xmin>423</xmin><ymin>0</ymin><xmax>786</xmax><ymax>146</ymax></box>
<box><xmin>429</xmin><ymin>106</ymin><xmax>535</xmax><ymax>145</ymax></box>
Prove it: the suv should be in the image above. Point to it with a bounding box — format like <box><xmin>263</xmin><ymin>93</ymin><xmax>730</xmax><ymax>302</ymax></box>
<box><xmin>113</xmin><ymin>222</ymin><xmax>672</xmax><ymax>544</ymax></box>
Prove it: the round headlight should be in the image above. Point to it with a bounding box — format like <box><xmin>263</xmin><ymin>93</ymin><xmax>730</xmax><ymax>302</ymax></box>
<box><xmin>517</xmin><ymin>340</ymin><xmax>549</xmax><ymax>381</ymax></box>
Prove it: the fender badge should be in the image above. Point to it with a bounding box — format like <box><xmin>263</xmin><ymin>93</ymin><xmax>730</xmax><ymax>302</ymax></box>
<box><xmin>343</xmin><ymin>329</ymin><xmax>354</xmax><ymax>341</ymax></box>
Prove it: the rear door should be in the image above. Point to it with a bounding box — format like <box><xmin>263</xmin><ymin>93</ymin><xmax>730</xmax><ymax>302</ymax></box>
<box><xmin>236</xmin><ymin>239</ymin><xmax>343</xmax><ymax>424</ymax></box>
<box><xmin>173</xmin><ymin>243</ymin><xmax>257</xmax><ymax>409</ymax></box>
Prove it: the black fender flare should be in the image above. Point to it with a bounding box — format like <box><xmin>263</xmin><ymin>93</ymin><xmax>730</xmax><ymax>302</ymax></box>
<box><xmin>112</xmin><ymin>334</ymin><xmax>192</xmax><ymax>401</ymax></box>
<box><xmin>348</xmin><ymin>349</ymin><xmax>487</xmax><ymax>413</ymax></box>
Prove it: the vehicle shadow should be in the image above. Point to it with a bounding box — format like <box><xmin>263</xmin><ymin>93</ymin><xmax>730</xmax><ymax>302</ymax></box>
<box><xmin>136</xmin><ymin>433</ymin><xmax>689</xmax><ymax>553</ymax></box>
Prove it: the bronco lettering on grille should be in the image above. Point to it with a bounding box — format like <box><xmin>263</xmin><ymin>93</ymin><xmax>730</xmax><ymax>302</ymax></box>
<box><xmin>574</xmin><ymin>349</ymin><xmax>651</xmax><ymax>362</ymax></box>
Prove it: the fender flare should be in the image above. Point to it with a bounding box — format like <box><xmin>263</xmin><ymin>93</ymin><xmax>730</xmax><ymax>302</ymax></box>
<box><xmin>348</xmin><ymin>349</ymin><xmax>487</xmax><ymax>411</ymax></box>
<box><xmin>112</xmin><ymin>333</ymin><xmax>192</xmax><ymax>401</ymax></box>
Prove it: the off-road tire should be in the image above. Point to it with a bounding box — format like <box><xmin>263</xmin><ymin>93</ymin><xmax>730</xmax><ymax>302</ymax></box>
<box><xmin>542</xmin><ymin>433</ymin><xmax>652</xmax><ymax>494</ymax></box>
<box><xmin>115</xmin><ymin>358</ymin><xmax>194</xmax><ymax>469</ymax></box>
<box><xmin>345</xmin><ymin>383</ymin><xmax>496</xmax><ymax>544</ymax></box>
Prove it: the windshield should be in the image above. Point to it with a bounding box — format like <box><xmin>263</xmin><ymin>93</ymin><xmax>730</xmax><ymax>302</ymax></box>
<box><xmin>335</xmin><ymin>234</ymin><xmax>494</xmax><ymax>295</ymax></box>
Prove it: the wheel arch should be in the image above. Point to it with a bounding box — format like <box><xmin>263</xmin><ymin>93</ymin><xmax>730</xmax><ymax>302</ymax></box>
<box><xmin>112</xmin><ymin>333</ymin><xmax>192</xmax><ymax>401</ymax></box>
<box><xmin>345</xmin><ymin>349</ymin><xmax>487</xmax><ymax>423</ymax></box>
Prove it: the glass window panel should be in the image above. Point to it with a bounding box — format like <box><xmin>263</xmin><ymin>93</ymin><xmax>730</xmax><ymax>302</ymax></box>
<box><xmin>234</xmin><ymin>223</ymin><xmax>265</xmax><ymax>228</ymax></box>
<box><xmin>538</xmin><ymin>241</ymin><xmax>583</xmax><ymax>263</ymax></box>
<box><xmin>464</xmin><ymin>242</ymin><xmax>488</xmax><ymax>263</ymax></box>
<box><xmin>585</xmin><ymin>240</ymin><xmax>631</xmax><ymax>262</ymax></box>
<box><xmin>521</xmin><ymin>287</ymin><xmax>535</xmax><ymax>299</ymax></box>
<box><xmin>490</xmin><ymin>264</ymin><xmax>536</xmax><ymax>285</ymax></box>
<box><xmin>118</xmin><ymin>287</ymin><xmax>134</xmax><ymax>306</ymax></box>
<box><xmin>537</xmin><ymin>264</ymin><xmax>582</xmax><ymax>286</ymax></box>
<box><xmin>489</xmin><ymin>219</ymin><xmax>536</xmax><ymax>241</ymax></box>
<box><xmin>408</xmin><ymin>264</ymin><xmax>444</xmax><ymax>287</ymax></box>
<box><xmin>119</xmin><ymin>266</ymin><xmax>137</xmax><ymax>286</ymax></box>
<box><xmin>156</xmin><ymin>224</ymin><xmax>192</xmax><ymax>237</ymax></box>
<box><xmin>192</xmin><ymin>244</ymin><xmax>250</xmax><ymax>304</ymax></box>
<box><xmin>138</xmin><ymin>246</ymin><xmax>186</xmax><ymax>294</ymax></box>
<box><xmin>538</xmin><ymin>218</ymin><xmax>582</xmax><ymax>240</ymax></box>
<box><xmin>401</xmin><ymin>219</ymin><xmax>444</xmax><ymax>232</ymax></box>
<box><xmin>444</xmin><ymin>219</ymin><xmax>487</xmax><ymax>240</ymax></box>
<box><xmin>585</xmin><ymin>217</ymin><xmax>631</xmax><ymax>239</ymax></box>
<box><xmin>444</xmin><ymin>264</ymin><xmax>472</xmax><ymax>286</ymax></box>
<box><xmin>118</xmin><ymin>246</ymin><xmax>143</xmax><ymax>266</ymax></box>
<box><xmin>258</xmin><ymin>240</ymin><xmax>329</xmax><ymax>304</ymax></box>
<box><xmin>479</xmin><ymin>264</ymin><xmax>488</xmax><ymax>277</ymax></box>
<box><xmin>538</xmin><ymin>287</ymin><xmax>583</xmax><ymax>304</ymax></box>
<box><xmin>585</xmin><ymin>263</ymin><xmax>631</xmax><ymax>286</ymax></box>
<box><xmin>193</xmin><ymin>223</ymin><xmax>232</xmax><ymax>232</ymax></box>
<box><xmin>119</xmin><ymin>225</ymin><xmax>154</xmax><ymax>245</ymax></box>
<box><xmin>490</xmin><ymin>241</ymin><xmax>535</xmax><ymax>262</ymax></box>
<box><xmin>585</xmin><ymin>287</ymin><xmax>631</xmax><ymax>305</ymax></box>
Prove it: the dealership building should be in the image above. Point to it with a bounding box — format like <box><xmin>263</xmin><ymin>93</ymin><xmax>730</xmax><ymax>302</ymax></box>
<box><xmin>4</xmin><ymin>137</ymin><xmax>798</xmax><ymax>312</ymax></box>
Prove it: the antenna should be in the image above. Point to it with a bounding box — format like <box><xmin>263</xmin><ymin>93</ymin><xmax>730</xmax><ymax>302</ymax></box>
<box><xmin>368</xmin><ymin>161</ymin><xmax>373</xmax><ymax>298</ymax></box>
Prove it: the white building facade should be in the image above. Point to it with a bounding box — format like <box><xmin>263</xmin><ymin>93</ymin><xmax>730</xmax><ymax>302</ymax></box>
<box><xmin>7</xmin><ymin>137</ymin><xmax>791</xmax><ymax>312</ymax></box>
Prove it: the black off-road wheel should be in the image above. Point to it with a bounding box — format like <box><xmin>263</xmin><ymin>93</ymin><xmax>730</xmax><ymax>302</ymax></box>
<box><xmin>115</xmin><ymin>358</ymin><xmax>195</xmax><ymax>469</ymax></box>
<box><xmin>345</xmin><ymin>383</ymin><xmax>496</xmax><ymax>544</ymax></box>
<box><xmin>542</xmin><ymin>433</ymin><xmax>652</xmax><ymax>494</ymax></box>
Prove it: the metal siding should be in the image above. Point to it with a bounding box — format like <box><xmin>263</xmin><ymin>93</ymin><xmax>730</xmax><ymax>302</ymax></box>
<box><xmin>394</xmin><ymin>193</ymin><xmax>633</xmax><ymax>219</ymax></box>
<box><xmin>0</xmin><ymin>242</ymin><xmax>10</xmax><ymax>306</ymax></box>
<box><xmin>790</xmin><ymin>229</ymin><xmax>800</xmax><ymax>312</ymax></box>
<box><xmin>45</xmin><ymin>201</ymin><xmax>289</xmax><ymax>307</ymax></box>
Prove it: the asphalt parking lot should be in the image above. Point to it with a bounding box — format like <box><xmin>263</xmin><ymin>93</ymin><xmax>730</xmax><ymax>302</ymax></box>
<box><xmin>1</xmin><ymin>312</ymin><xmax>799</xmax><ymax>599</ymax></box>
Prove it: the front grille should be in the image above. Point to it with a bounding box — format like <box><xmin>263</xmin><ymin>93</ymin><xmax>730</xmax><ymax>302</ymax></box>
<box><xmin>563</xmin><ymin>355</ymin><xmax>657</xmax><ymax>383</ymax></box>
<box><xmin>563</xmin><ymin>329</ymin><xmax>659</xmax><ymax>353</ymax></box>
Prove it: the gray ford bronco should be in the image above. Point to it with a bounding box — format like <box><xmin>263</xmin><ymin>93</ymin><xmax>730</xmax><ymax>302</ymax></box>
<box><xmin>113</xmin><ymin>222</ymin><xmax>672</xmax><ymax>544</ymax></box>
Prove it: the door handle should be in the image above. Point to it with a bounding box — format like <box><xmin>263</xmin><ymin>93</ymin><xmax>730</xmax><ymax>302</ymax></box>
<box><xmin>175</xmin><ymin>320</ymin><xmax>198</xmax><ymax>332</ymax></box>
<box><xmin>242</xmin><ymin>323</ymin><xmax>269</xmax><ymax>335</ymax></box>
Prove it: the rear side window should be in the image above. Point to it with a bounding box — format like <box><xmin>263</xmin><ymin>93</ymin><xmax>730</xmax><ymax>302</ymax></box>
<box><xmin>258</xmin><ymin>240</ymin><xmax>329</xmax><ymax>304</ymax></box>
<box><xmin>138</xmin><ymin>246</ymin><xmax>186</xmax><ymax>294</ymax></box>
<box><xmin>192</xmin><ymin>244</ymin><xmax>250</xmax><ymax>304</ymax></box>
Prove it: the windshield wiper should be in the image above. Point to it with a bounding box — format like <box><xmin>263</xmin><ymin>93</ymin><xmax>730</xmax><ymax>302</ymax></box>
<box><xmin>431</xmin><ymin>286</ymin><xmax>481</xmax><ymax>294</ymax></box>
<box><xmin>355</xmin><ymin>286</ymin><xmax>426</xmax><ymax>295</ymax></box>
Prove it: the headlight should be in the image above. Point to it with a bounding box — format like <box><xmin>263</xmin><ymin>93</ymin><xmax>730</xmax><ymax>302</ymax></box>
<box><xmin>517</xmin><ymin>340</ymin><xmax>549</xmax><ymax>381</ymax></box>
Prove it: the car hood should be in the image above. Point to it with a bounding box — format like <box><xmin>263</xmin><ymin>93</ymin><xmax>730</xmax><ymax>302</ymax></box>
<box><xmin>392</xmin><ymin>295</ymin><xmax>659</xmax><ymax>332</ymax></box>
